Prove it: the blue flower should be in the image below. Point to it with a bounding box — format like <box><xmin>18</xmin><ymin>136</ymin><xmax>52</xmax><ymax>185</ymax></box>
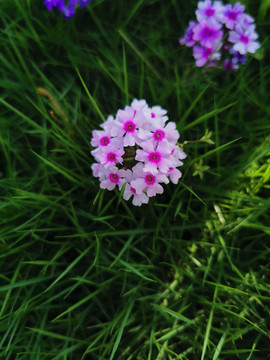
<box><xmin>44</xmin><ymin>0</ymin><xmax>91</xmax><ymax>18</ymax></box>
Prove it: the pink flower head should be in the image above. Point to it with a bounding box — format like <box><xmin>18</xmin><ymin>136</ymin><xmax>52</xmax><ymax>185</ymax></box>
<box><xmin>135</xmin><ymin>140</ymin><xmax>173</xmax><ymax>175</ymax></box>
<box><xmin>130</xmin><ymin>166</ymin><xmax>169</xmax><ymax>198</ymax></box>
<box><xmin>193</xmin><ymin>45</ymin><xmax>221</xmax><ymax>67</ymax></box>
<box><xmin>193</xmin><ymin>20</ymin><xmax>223</xmax><ymax>48</ymax></box>
<box><xmin>138</xmin><ymin>121</ymin><xmax>180</xmax><ymax>146</ymax></box>
<box><xmin>111</xmin><ymin>105</ymin><xmax>148</xmax><ymax>147</ymax></box>
<box><xmin>91</xmin><ymin>130</ymin><xmax>111</xmax><ymax>148</ymax></box>
<box><xmin>92</xmin><ymin>145</ymin><xmax>124</xmax><ymax>168</ymax></box>
<box><xmin>100</xmin><ymin>167</ymin><xmax>126</xmax><ymax>191</ymax></box>
<box><xmin>123</xmin><ymin>183</ymin><xmax>149</xmax><ymax>206</ymax></box>
<box><xmin>146</xmin><ymin>105</ymin><xmax>168</xmax><ymax>129</ymax></box>
<box><xmin>168</xmin><ymin>167</ymin><xmax>182</xmax><ymax>184</ymax></box>
<box><xmin>90</xmin><ymin>100</ymin><xmax>186</xmax><ymax>206</ymax></box>
<box><xmin>228</xmin><ymin>24</ymin><xmax>260</xmax><ymax>55</ymax></box>
<box><xmin>122</xmin><ymin>168</ymin><xmax>149</xmax><ymax>206</ymax></box>
<box><xmin>222</xmin><ymin>2</ymin><xmax>245</xmax><ymax>30</ymax></box>
<box><xmin>196</xmin><ymin>0</ymin><xmax>224</xmax><ymax>23</ymax></box>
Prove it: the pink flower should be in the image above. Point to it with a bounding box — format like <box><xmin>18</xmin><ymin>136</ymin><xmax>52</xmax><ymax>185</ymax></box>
<box><xmin>135</xmin><ymin>141</ymin><xmax>173</xmax><ymax>175</ymax></box>
<box><xmin>138</xmin><ymin>121</ymin><xmax>180</xmax><ymax>146</ymax></box>
<box><xmin>123</xmin><ymin>183</ymin><xmax>149</xmax><ymax>206</ymax></box>
<box><xmin>196</xmin><ymin>0</ymin><xmax>224</xmax><ymax>23</ymax></box>
<box><xmin>239</xmin><ymin>13</ymin><xmax>255</xmax><ymax>27</ymax></box>
<box><xmin>90</xmin><ymin>100</ymin><xmax>186</xmax><ymax>206</ymax></box>
<box><xmin>168</xmin><ymin>167</ymin><xmax>182</xmax><ymax>184</ymax></box>
<box><xmin>92</xmin><ymin>145</ymin><xmax>124</xmax><ymax>168</ymax></box>
<box><xmin>147</xmin><ymin>105</ymin><xmax>168</xmax><ymax>128</ymax></box>
<box><xmin>91</xmin><ymin>130</ymin><xmax>111</xmax><ymax>147</ymax></box>
<box><xmin>100</xmin><ymin>168</ymin><xmax>126</xmax><ymax>191</ymax></box>
<box><xmin>222</xmin><ymin>2</ymin><xmax>245</xmax><ymax>30</ymax></box>
<box><xmin>100</xmin><ymin>115</ymin><xmax>115</xmax><ymax>133</ymax></box>
<box><xmin>179</xmin><ymin>21</ymin><xmax>197</xmax><ymax>47</ymax></box>
<box><xmin>122</xmin><ymin>169</ymin><xmax>149</xmax><ymax>206</ymax></box>
<box><xmin>170</xmin><ymin>145</ymin><xmax>187</xmax><ymax>167</ymax></box>
<box><xmin>131</xmin><ymin>98</ymin><xmax>148</xmax><ymax>112</ymax></box>
<box><xmin>130</xmin><ymin>164</ymin><xmax>169</xmax><ymax>198</ymax></box>
<box><xmin>91</xmin><ymin>163</ymin><xmax>106</xmax><ymax>181</ymax></box>
<box><xmin>193</xmin><ymin>20</ymin><xmax>223</xmax><ymax>48</ymax></box>
<box><xmin>193</xmin><ymin>45</ymin><xmax>221</xmax><ymax>67</ymax></box>
<box><xmin>228</xmin><ymin>24</ymin><xmax>260</xmax><ymax>54</ymax></box>
<box><xmin>111</xmin><ymin>106</ymin><xmax>147</xmax><ymax>147</ymax></box>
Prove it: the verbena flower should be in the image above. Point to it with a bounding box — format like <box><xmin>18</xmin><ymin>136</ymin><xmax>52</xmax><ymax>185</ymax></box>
<box><xmin>222</xmin><ymin>2</ymin><xmax>245</xmax><ymax>30</ymax></box>
<box><xmin>192</xmin><ymin>20</ymin><xmax>223</xmax><ymax>48</ymax></box>
<box><xmin>44</xmin><ymin>0</ymin><xmax>91</xmax><ymax>18</ymax></box>
<box><xmin>179</xmin><ymin>21</ymin><xmax>197</xmax><ymax>47</ymax></box>
<box><xmin>179</xmin><ymin>0</ymin><xmax>260</xmax><ymax>70</ymax></box>
<box><xmin>196</xmin><ymin>0</ymin><xmax>224</xmax><ymax>23</ymax></box>
<box><xmin>193</xmin><ymin>44</ymin><xmax>221</xmax><ymax>67</ymax></box>
<box><xmin>228</xmin><ymin>24</ymin><xmax>260</xmax><ymax>55</ymax></box>
<box><xmin>91</xmin><ymin>99</ymin><xmax>186</xmax><ymax>206</ymax></box>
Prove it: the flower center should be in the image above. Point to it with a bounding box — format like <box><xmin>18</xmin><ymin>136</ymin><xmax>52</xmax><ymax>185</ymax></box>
<box><xmin>124</xmin><ymin>120</ymin><xmax>136</xmax><ymax>133</ymax></box>
<box><xmin>100</xmin><ymin>136</ymin><xmax>110</xmax><ymax>146</ymax></box>
<box><xmin>205</xmin><ymin>8</ymin><xmax>215</xmax><ymax>17</ymax></box>
<box><xmin>130</xmin><ymin>187</ymin><xmax>136</xmax><ymax>194</ymax></box>
<box><xmin>109</xmin><ymin>173</ymin><xmax>119</xmax><ymax>183</ymax></box>
<box><xmin>151</xmin><ymin>112</ymin><xmax>156</xmax><ymax>118</ymax></box>
<box><xmin>228</xmin><ymin>10</ymin><xmax>237</xmax><ymax>20</ymax></box>
<box><xmin>145</xmin><ymin>174</ymin><xmax>156</xmax><ymax>185</ymax></box>
<box><xmin>107</xmin><ymin>152</ymin><xmax>116</xmax><ymax>162</ymax></box>
<box><xmin>153</xmin><ymin>129</ymin><xmax>165</xmax><ymax>141</ymax></box>
<box><xmin>202</xmin><ymin>26</ymin><xmax>214</xmax><ymax>38</ymax></box>
<box><xmin>240</xmin><ymin>34</ymin><xmax>249</xmax><ymax>44</ymax></box>
<box><xmin>204</xmin><ymin>48</ymin><xmax>213</xmax><ymax>57</ymax></box>
<box><xmin>148</xmin><ymin>152</ymin><xmax>161</xmax><ymax>163</ymax></box>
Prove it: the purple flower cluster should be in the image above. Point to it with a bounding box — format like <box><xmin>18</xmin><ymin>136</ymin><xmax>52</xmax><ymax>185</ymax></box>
<box><xmin>44</xmin><ymin>0</ymin><xmax>91</xmax><ymax>18</ymax></box>
<box><xmin>91</xmin><ymin>99</ymin><xmax>186</xmax><ymax>206</ymax></box>
<box><xmin>179</xmin><ymin>1</ymin><xmax>260</xmax><ymax>70</ymax></box>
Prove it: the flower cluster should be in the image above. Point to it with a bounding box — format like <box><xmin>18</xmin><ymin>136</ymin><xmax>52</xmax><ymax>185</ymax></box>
<box><xmin>91</xmin><ymin>99</ymin><xmax>186</xmax><ymax>206</ymax></box>
<box><xmin>179</xmin><ymin>0</ymin><xmax>260</xmax><ymax>70</ymax></box>
<box><xmin>44</xmin><ymin>0</ymin><xmax>91</xmax><ymax>18</ymax></box>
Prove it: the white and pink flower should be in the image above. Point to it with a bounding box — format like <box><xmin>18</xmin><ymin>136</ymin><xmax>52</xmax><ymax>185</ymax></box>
<box><xmin>91</xmin><ymin>145</ymin><xmax>124</xmax><ymax>169</ymax></box>
<box><xmin>221</xmin><ymin>2</ymin><xmax>245</xmax><ymax>30</ymax></box>
<box><xmin>130</xmin><ymin>164</ymin><xmax>169</xmax><ymax>198</ymax></box>
<box><xmin>193</xmin><ymin>44</ymin><xmax>221</xmax><ymax>67</ymax></box>
<box><xmin>135</xmin><ymin>141</ymin><xmax>173</xmax><ymax>175</ymax></box>
<box><xmin>196</xmin><ymin>0</ymin><xmax>224</xmax><ymax>23</ymax></box>
<box><xmin>138</xmin><ymin>121</ymin><xmax>180</xmax><ymax>146</ymax></box>
<box><xmin>90</xmin><ymin>99</ymin><xmax>186</xmax><ymax>206</ymax></box>
<box><xmin>228</xmin><ymin>24</ymin><xmax>260</xmax><ymax>55</ymax></box>
<box><xmin>100</xmin><ymin>167</ymin><xmax>126</xmax><ymax>191</ymax></box>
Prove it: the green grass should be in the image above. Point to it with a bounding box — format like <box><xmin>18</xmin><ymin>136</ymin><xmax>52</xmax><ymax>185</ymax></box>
<box><xmin>0</xmin><ymin>0</ymin><xmax>270</xmax><ymax>359</ymax></box>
